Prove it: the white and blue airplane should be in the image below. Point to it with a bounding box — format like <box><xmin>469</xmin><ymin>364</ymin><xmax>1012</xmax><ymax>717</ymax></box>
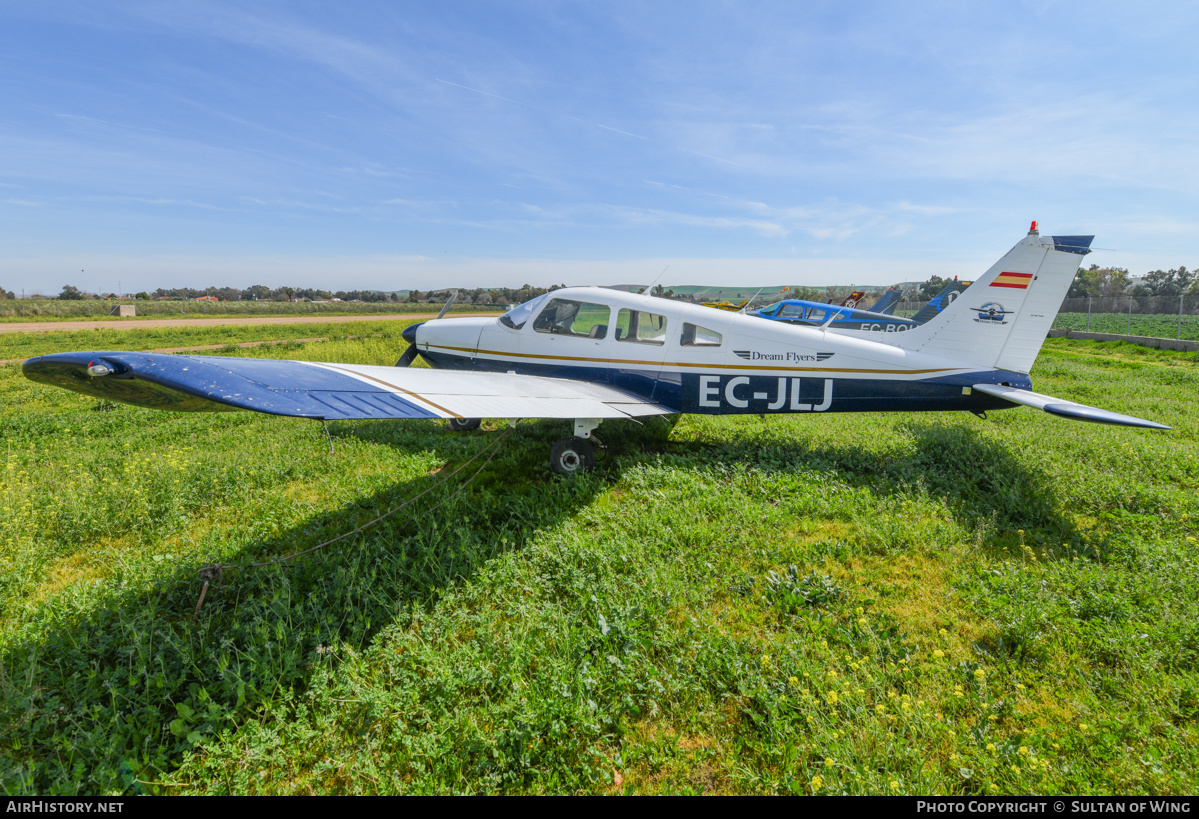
<box><xmin>23</xmin><ymin>225</ymin><xmax>1169</xmax><ymax>475</ymax></box>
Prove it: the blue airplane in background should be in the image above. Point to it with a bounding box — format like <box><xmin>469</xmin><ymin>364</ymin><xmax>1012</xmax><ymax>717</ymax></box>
<box><xmin>752</xmin><ymin>279</ymin><xmax>970</xmax><ymax>333</ymax></box>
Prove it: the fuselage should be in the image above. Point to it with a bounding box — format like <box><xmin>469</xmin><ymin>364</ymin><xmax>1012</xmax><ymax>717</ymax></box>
<box><xmin>410</xmin><ymin>287</ymin><xmax>1030</xmax><ymax>416</ymax></box>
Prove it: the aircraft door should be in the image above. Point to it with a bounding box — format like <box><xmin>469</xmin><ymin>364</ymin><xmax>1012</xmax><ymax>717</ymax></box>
<box><xmin>609</xmin><ymin>307</ymin><xmax>670</xmax><ymax>401</ymax></box>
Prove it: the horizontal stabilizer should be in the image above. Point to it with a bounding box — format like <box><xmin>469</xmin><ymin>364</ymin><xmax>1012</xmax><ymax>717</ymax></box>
<box><xmin>971</xmin><ymin>383</ymin><xmax>1169</xmax><ymax>430</ymax></box>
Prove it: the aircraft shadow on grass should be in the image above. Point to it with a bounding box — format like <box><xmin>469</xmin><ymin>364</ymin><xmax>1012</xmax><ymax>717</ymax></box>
<box><xmin>634</xmin><ymin>417</ymin><xmax>1081</xmax><ymax>557</ymax></box>
<box><xmin>0</xmin><ymin>419</ymin><xmax>610</xmax><ymax>794</ymax></box>
<box><xmin>2</xmin><ymin>415</ymin><xmax>1079</xmax><ymax>793</ymax></box>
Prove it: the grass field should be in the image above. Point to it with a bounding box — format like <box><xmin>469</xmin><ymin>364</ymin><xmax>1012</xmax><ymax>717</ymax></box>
<box><xmin>1053</xmin><ymin>312</ymin><xmax>1199</xmax><ymax>342</ymax></box>
<box><xmin>1</xmin><ymin>327</ymin><xmax>1196</xmax><ymax>795</ymax></box>
<box><xmin>0</xmin><ymin>320</ymin><xmax>420</xmax><ymax>363</ymax></box>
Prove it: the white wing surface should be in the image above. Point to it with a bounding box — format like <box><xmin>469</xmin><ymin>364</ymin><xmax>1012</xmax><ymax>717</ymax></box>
<box><xmin>21</xmin><ymin>351</ymin><xmax>676</xmax><ymax>421</ymax></box>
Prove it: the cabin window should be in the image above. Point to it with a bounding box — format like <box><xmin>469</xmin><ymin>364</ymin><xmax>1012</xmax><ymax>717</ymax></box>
<box><xmin>806</xmin><ymin>308</ymin><xmax>827</xmax><ymax>322</ymax></box>
<box><xmin>680</xmin><ymin>323</ymin><xmax>722</xmax><ymax>347</ymax></box>
<box><xmin>615</xmin><ymin>309</ymin><xmax>668</xmax><ymax>345</ymax></box>
<box><xmin>532</xmin><ymin>299</ymin><xmax>611</xmax><ymax>338</ymax></box>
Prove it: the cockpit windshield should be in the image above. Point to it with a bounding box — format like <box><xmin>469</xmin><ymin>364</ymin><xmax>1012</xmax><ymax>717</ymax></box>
<box><xmin>499</xmin><ymin>293</ymin><xmax>551</xmax><ymax>330</ymax></box>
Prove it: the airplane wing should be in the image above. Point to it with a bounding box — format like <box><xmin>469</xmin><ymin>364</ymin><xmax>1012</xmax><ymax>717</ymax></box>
<box><xmin>22</xmin><ymin>351</ymin><xmax>676</xmax><ymax>421</ymax></box>
<box><xmin>970</xmin><ymin>383</ymin><xmax>1169</xmax><ymax>430</ymax></box>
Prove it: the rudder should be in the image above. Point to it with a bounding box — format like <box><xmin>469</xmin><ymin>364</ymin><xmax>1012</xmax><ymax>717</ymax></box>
<box><xmin>886</xmin><ymin>227</ymin><xmax>1091</xmax><ymax>373</ymax></box>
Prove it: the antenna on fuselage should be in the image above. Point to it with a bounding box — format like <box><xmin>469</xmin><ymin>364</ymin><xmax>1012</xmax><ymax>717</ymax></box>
<box><xmin>740</xmin><ymin>287</ymin><xmax>766</xmax><ymax>313</ymax></box>
<box><xmin>642</xmin><ymin>265</ymin><xmax>670</xmax><ymax>295</ymax></box>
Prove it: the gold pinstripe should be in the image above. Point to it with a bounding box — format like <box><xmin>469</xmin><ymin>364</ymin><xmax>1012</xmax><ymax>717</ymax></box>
<box><xmin>427</xmin><ymin>344</ymin><xmax>956</xmax><ymax>376</ymax></box>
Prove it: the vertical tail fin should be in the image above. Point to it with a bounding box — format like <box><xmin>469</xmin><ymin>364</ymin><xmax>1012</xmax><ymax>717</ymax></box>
<box><xmin>889</xmin><ymin>229</ymin><xmax>1092</xmax><ymax>372</ymax></box>
<box><xmin>866</xmin><ymin>287</ymin><xmax>904</xmax><ymax>314</ymax></box>
<box><xmin>909</xmin><ymin>279</ymin><xmax>971</xmax><ymax>323</ymax></box>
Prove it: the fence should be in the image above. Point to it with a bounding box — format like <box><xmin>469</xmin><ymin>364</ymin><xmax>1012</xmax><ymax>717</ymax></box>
<box><xmin>1053</xmin><ymin>295</ymin><xmax>1199</xmax><ymax>341</ymax></box>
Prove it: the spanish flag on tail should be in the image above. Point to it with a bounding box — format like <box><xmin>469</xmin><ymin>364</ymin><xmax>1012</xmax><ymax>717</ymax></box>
<box><xmin>990</xmin><ymin>271</ymin><xmax>1033</xmax><ymax>289</ymax></box>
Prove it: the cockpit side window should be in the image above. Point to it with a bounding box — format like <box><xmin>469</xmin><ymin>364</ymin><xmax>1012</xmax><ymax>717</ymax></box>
<box><xmin>532</xmin><ymin>299</ymin><xmax>611</xmax><ymax>338</ymax></box>
<box><xmin>778</xmin><ymin>303</ymin><xmax>804</xmax><ymax>319</ymax></box>
<box><xmin>680</xmin><ymin>323</ymin><xmax>722</xmax><ymax>347</ymax></box>
<box><xmin>614</xmin><ymin>309</ymin><xmax>668</xmax><ymax>345</ymax></box>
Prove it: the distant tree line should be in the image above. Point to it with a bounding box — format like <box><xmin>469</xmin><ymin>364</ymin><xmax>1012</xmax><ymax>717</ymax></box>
<box><xmin>10</xmin><ymin>265</ymin><xmax>1199</xmax><ymax>307</ymax></box>
<box><xmin>1067</xmin><ymin>265</ymin><xmax>1198</xmax><ymax>300</ymax></box>
<box><xmin>32</xmin><ymin>283</ymin><xmax>579</xmax><ymax>305</ymax></box>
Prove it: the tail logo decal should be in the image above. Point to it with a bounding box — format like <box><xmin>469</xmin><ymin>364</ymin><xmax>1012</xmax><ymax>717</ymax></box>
<box><xmin>990</xmin><ymin>271</ymin><xmax>1033</xmax><ymax>289</ymax></box>
<box><xmin>971</xmin><ymin>302</ymin><xmax>1014</xmax><ymax>325</ymax></box>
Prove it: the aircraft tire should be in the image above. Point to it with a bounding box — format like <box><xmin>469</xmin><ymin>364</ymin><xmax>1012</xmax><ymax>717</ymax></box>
<box><xmin>447</xmin><ymin>417</ymin><xmax>482</xmax><ymax>432</ymax></box>
<box><xmin>549</xmin><ymin>436</ymin><xmax>596</xmax><ymax>476</ymax></box>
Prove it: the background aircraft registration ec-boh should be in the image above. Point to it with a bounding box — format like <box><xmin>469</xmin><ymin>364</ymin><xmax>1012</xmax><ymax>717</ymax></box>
<box><xmin>24</xmin><ymin>223</ymin><xmax>1169</xmax><ymax>476</ymax></box>
<box><xmin>751</xmin><ymin>279</ymin><xmax>968</xmax><ymax>332</ymax></box>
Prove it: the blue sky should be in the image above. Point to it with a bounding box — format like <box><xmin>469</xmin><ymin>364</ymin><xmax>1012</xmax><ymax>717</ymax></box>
<box><xmin>2</xmin><ymin>1</ymin><xmax>1196</xmax><ymax>294</ymax></box>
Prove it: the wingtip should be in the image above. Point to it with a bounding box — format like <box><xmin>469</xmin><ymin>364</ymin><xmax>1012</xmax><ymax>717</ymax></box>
<box><xmin>1042</xmin><ymin>403</ymin><xmax>1170</xmax><ymax>430</ymax></box>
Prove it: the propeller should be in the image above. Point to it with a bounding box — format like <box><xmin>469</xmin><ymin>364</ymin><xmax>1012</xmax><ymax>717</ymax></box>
<box><xmin>434</xmin><ymin>289</ymin><xmax>460</xmax><ymax>320</ymax></box>
<box><xmin>395</xmin><ymin>290</ymin><xmax>459</xmax><ymax>367</ymax></box>
<box><xmin>394</xmin><ymin>337</ymin><xmax>420</xmax><ymax>367</ymax></box>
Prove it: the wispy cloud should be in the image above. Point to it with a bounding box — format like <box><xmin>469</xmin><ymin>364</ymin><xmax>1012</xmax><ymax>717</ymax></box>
<box><xmin>1</xmin><ymin>2</ymin><xmax>1196</xmax><ymax>291</ymax></box>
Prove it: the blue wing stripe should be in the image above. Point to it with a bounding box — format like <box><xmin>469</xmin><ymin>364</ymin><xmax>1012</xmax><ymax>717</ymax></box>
<box><xmin>22</xmin><ymin>351</ymin><xmax>440</xmax><ymax>420</ymax></box>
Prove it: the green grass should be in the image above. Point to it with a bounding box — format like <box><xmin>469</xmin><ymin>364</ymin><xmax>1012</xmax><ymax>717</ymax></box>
<box><xmin>0</xmin><ymin>319</ymin><xmax>427</xmax><ymax>362</ymax></box>
<box><xmin>0</xmin><ymin>333</ymin><xmax>1196</xmax><ymax>795</ymax></box>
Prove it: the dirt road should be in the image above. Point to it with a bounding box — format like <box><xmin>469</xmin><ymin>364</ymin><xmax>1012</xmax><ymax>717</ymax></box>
<box><xmin>0</xmin><ymin>312</ymin><xmax>500</xmax><ymax>334</ymax></box>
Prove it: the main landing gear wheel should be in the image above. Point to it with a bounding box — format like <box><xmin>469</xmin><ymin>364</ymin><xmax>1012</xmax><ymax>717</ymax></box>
<box><xmin>550</xmin><ymin>436</ymin><xmax>596</xmax><ymax>476</ymax></box>
<box><xmin>447</xmin><ymin>417</ymin><xmax>481</xmax><ymax>432</ymax></box>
